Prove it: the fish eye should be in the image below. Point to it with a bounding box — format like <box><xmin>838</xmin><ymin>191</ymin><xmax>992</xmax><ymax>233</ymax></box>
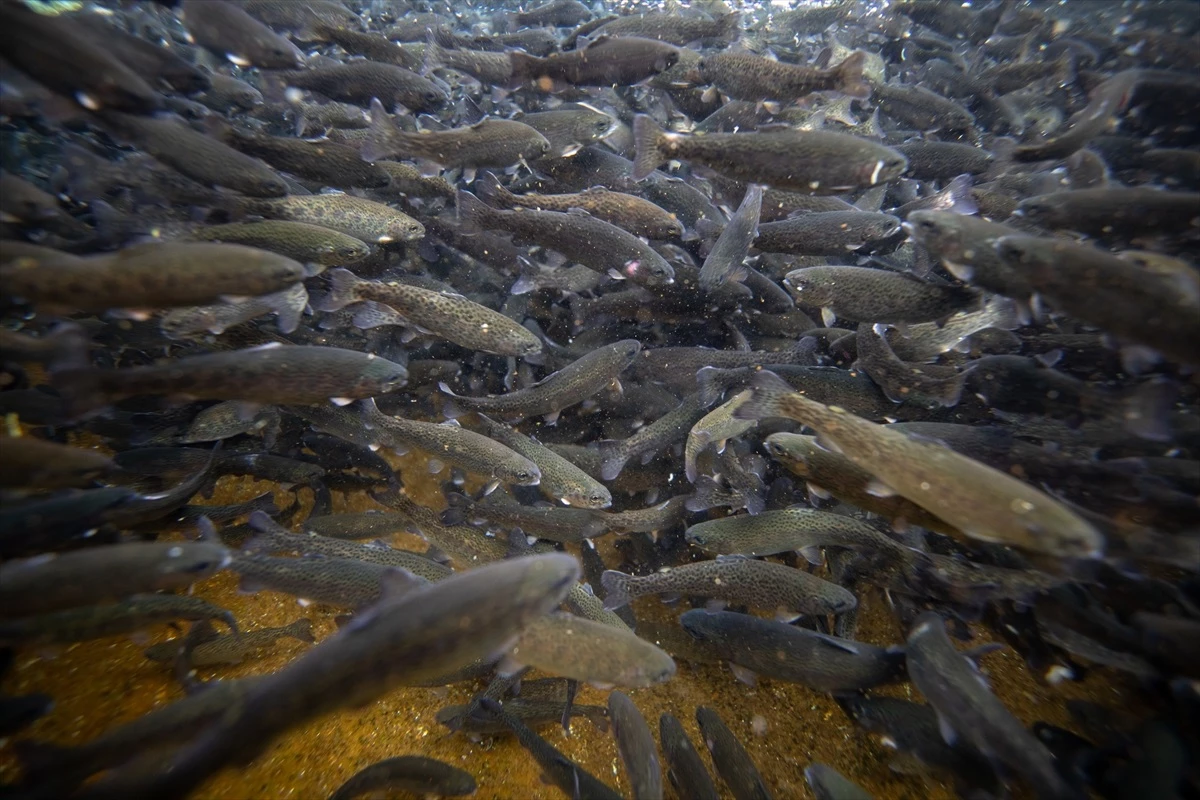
<box><xmin>424</xmin><ymin>91</ymin><xmax>440</xmax><ymax>103</ymax></box>
<box><xmin>916</xmin><ymin>219</ymin><xmax>937</xmax><ymax>233</ymax></box>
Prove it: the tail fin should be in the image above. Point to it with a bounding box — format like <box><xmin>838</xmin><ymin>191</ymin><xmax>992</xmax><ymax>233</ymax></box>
<box><xmin>52</xmin><ymin>368</ymin><xmax>109</xmax><ymax>419</ymax></box>
<box><xmin>600</xmin><ymin>570</ymin><xmax>634</xmax><ymax>610</ymax></box>
<box><xmin>631</xmin><ymin>115</ymin><xmax>667</xmax><ymax>181</ymax></box>
<box><xmin>455</xmin><ymin>189</ymin><xmax>494</xmax><ymax>230</ymax></box>
<box><xmin>596</xmin><ymin>440</ymin><xmax>629</xmax><ymax>481</ymax></box>
<box><xmin>475</xmin><ymin>171</ymin><xmax>515</xmax><ymax>208</ymax></box>
<box><xmin>940</xmin><ymin>174</ymin><xmax>978</xmax><ymax>216</ymax></box>
<box><xmin>717</xmin><ymin>11</ymin><xmax>742</xmax><ymax>42</ymax></box>
<box><xmin>265</xmin><ymin>284</ymin><xmax>309</xmax><ymax>334</ymax></box>
<box><xmin>833</xmin><ymin>52</ymin><xmax>870</xmax><ymax>99</ymax></box>
<box><xmin>695</xmin><ymin>366</ymin><xmax>731</xmax><ymax>408</ymax></box>
<box><xmin>506</xmin><ymin>51</ymin><xmax>540</xmax><ymax>90</ymax></box>
<box><xmin>421</xmin><ymin>33</ymin><xmax>445</xmax><ymax>77</ymax></box>
<box><xmin>361</xmin><ymin>97</ymin><xmax>407</xmax><ymax>163</ymax></box>
<box><xmin>285</xmin><ymin>617</ymin><xmax>316</xmax><ymax>643</ymax></box>
<box><xmin>313</xmin><ymin>268</ymin><xmax>361</xmax><ymax>313</ymax></box>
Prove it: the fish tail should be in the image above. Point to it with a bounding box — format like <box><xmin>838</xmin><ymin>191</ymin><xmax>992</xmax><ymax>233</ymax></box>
<box><xmin>265</xmin><ymin>286</ymin><xmax>309</xmax><ymax>334</ymax></box>
<box><xmin>717</xmin><ymin>11</ymin><xmax>742</xmax><ymax>42</ymax></box>
<box><xmin>455</xmin><ymin>189</ymin><xmax>493</xmax><ymax>230</ymax></box>
<box><xmin>596</xmin><ymin>440</ymin><xmax>629</xmax><ymax>481</ymax></box>
<box><xmin>475</xmin><ymin>170</ymin><xmax>514</xmax><ymax>208</ymax></box>
<box><xmin>422</xmin><ymin>32</ymin><xmax>445</xmax><ymax>77</ymax></box>
<box><xmin>287</xmin><ymin>617</ymin><xmax>316</xmax><ymax>643</ymax></box>
<box><xmin>600</xmin><ymin>570</ymin><xmax>634</xmax><ymax>610</ymax></box>
<box><xmin>941</xmin><ymin>174</ymin><xmax>978</xmax><ymax>216</ymax></box>
<box><xmin>834</xmin><ymin>52</ymin><xmax>871</xmax><ymax>99</ymax></box>
<box><xmin>695</xmin><ymin>366</ymin><xmax>729</xmax><ymax>408</ymax></box>
<box><xmin>313</xmin><ymin>267</ymin><xmax>359</xmax><ymax>313</ymax></box>
<box><xmin>439</xmin><ymin>491</ymin><xmax>472</xmax><ymax>525</ymax></box>
<box><xmin>52</xmin><ymin>367</ymin><xmax>109</xmax><ymax>420</ymax></box>
<box><xmin>361</xmin><ymin>97</ymin><xmax>406</xmax><ymax>163</ymax></box>
<box><xmin>732</xmin><ymin>370</ymin><xmax>794</xmax><ymax>421</ymax></box>
<box><xmin>507</xmin><ymin>51</ymin><xmax>540</xmax><ymax>89</ymax></box>
<box><xmin>631</xmin><ymin>114</ymin><xmax>667</xmax><ymax>181</ymax></box>
<box><xmin>685</xmin><ymin>475</ymin><xmax>727</xmax><ymax>513</ymax></box>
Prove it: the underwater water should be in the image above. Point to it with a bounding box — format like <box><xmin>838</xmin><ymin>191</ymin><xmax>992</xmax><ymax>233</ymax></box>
<box><xmin>0</xmin><ymin>0</ymin><xmax>1198</xmax><ymax>798</ymax></box>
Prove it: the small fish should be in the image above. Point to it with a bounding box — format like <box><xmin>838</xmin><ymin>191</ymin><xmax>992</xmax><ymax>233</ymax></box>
<box><xmin>600</xmin><ymin>393</ymin><xmax>711</xmax><ymax>482</ymax></box>
<box><xmin>184</xmin><ymin>221</ymin><xmax>370</xmax><ymax>267</ymax></box>
<box><xmin>632</xmin><ymin>115</ymin><xmax>907</xmax><ymax>194</ymax></box>
<box><xmin>507</xmin><ymin>612</ymin><xmax>676</xmax><ymax>688</ymax></box>
<box><xmin>685</xmin><ymin>391</ymin><xmax>756</xmax><ymax>483</ymax></box>
<box><xmin>236</xmin><ymin>194</ymin><xmax>425</xmax><ymax>244</ymax></box>
<box><xmin>233</xmin><ymin>551</ymin><xmax>414</xmax><ymax>609</ymax></box>
<box><xmin>439</xmin><ymin>339</ymin><xmax>642</xmax><ymax>422</ymax></box>
<box><xmin>510</xmin><ymin>35</ymin><xmax>681</xmax><ymax>90</ymax></box>
<box><xmin>318</xmin><ymin>268</ymin><xmax>543</xmax><ymax>357</ymax></box>
<box><xmin>328</xmin><ymin>756</ymin><xmax>476</xmax><ymax>800</ymax></box>
<box><xmin>700</xmin><ymin>184</ymin><xmax>763</xmax><ymax>291</ymax></box>
<box><xmin>472</xmin><ymin>414</ymin><xmax>611</xmax><ymax>508</ymax></box>
<box><xmin>805</xmin><ymin>764</ymin><xmax>874</xmax><ymax>800</ymax></box>
<box><xmin>783</xmin><ymin>265</ymin><xmax>979</xmax><ymax>326</ymax></box>
<box><xmin>217</xmin><ymin>125</ymin><xmax>391</xmax><ymax>189</ymax></box>
<box><xmin>0</xmin><ymin>594</ymin><xmax>236</xmax><ymax>646</ymax></box>
<box><xmin>685</xmin><ymin>507</ymin><xmax>909</xmax><ymax>562</ymax></box>
<box><xmin>660</xmin><ymin>712</ymin><xmax>721</xmax><ymax>800</ymax></box>
<box><xmin>681</xmin><ymin>610</ymin><xmax>905</xmax><ymax>692</ymax></box>
<box><xmin>1013</xmin><ymin>70</ymin><xmax>1140</xmax><ymax>162</ymax></box>
<box><xmin>609</xmin><ymin>691</ymin><xmax>664</xmax><ymax>800</ymax></box>
<box><xmin>160</xmin><ymin>283</ymin><xmax>309</xmax><ymax>338</ymax></box>
<box><xmin>519</xmin><ymin>105</ymin><xmax>617</xmax><ymax>158</ymax></box>
<box><xmin>698</xmin><ymin>51</ymin><xmax>870</xmax><ymax>103</ymax></box>
<box><xmin>362</xmin><ymin>99</ymin><xmax>549</xmax><ymax>169</ymax></box>
<box><xmin>144</xmin><ymin>618</ymin><xmax>315</xmax><ymax>667</ymax></box>
<box><xmin>0</xmin><ymin>437</ymin><xmax>113</xmax><ymax>490</ymax></box>
<box><xmin>695</xmin><ymin>706</ymin><xmax>774</xmax><ymax>800</ymax></box>
<box><xmin>602</xmin><ymin>557</ymin><xmax>856</xmax><ymax>619</ymax></box>
<box><xmin>53</xmin><ymin>344</ymin><xmax>409</xmax><ymax>418</ymax></box>
<box><xmin>755</xmin><ymin>210</ymin><xmax>902</xmax><ymax>256</ymax></box>
<box><xmin>1017</xmin><ymin>187</ymin><xmax>1200</xmax><ymax>240</ymax></box>
<box><xmin>587</xmin><ymin>12</ymin><xmax>740</xmax><ymax>45</ymax></box>
<box><xmin>277</xmin><ymin>61</ymin><xmax>447</xmax><ymax>111</ymax></box>
<box><xmin>0</xmin><ymin>541</ymin><xmax>231</xmax><ymax>619</ymax></box>
<box><xmin>179</xmin><ymin>0</ymin><xmax>303</xmax><ymax>68</ymax></box>
<box><xmin>441</xmin><ymin>489</ymin><xmax>609</xmax><ymax>543</ymax></box>
<box><xmin>895</xmin><ymin>141</ymin><xmax>994</xmax><ymax>181</ymax></box>
<box><xmin>737</xmin><ymin>372</ymin><xmax>1104</xmax><ymax>559</ymax></box>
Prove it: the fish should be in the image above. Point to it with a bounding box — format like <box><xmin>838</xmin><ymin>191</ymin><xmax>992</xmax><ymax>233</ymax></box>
<box><xmin>660</xmin><ymin>712</ymin><xmax>721</xmax><ymax>800</ymax></box>
<box><xmin>144</xmin><ymin>618</ymin><xmax>315</xmax><ymax>667</ymax></box>
<box><xmin>684</xmin><ymin>507</ymin><xmax>910</xmax><ymax>562</ymax></box>
<box><xmin>53</xmin><ymin>344</ymin><xmax>409</xmax><ymax>418</ymax></box>
<box><xmin>1013</xmin><ymin>70</ymin><xmax>1140</xmax><ymax>162</ymax></box>
<box><xmin>196</xmin><ymin>75</ymin><xmax>263</xmax><ymax>113</ymax></box>
<box><xmin>179</xmin><ymin>0</ymin><xmax>303</xmax><ymax>69</ymax></box>
<box><xmin>681</xmin><ymin>610</ymin><xmax>905</xmax><ymax>691</ymax></box>
<box><xmin>906</xmin><ymin>612</ymin><xmax>1079</xmax><ymax>800</ymax></box>
<box><xmin>277</xmin><ymin>62</ymin><xmax>448</xmax><ymax>111</ymax></box>
<box><xmin>585</xmin><ymin>11</ymin><xmax>740</xmax><ymax>45</ymax></box>
<box><xmin>783</xmin><ymin>265</ymin><xmax>980</xmax><ymax>326</ymax></box>
<box><xmin>695</xmin><ymin>706</ymin><xmax>774</xmax><ymax>800</ymax></box>
<box><xmin>216</xmin><ymin>125</ymin><xmax>391</xmax><ymax>189</ymax></box>
<box><xmin>698</xmin><ymin>51</ymin><xmax>870</xmax><ymax>103</ymax></box>
<box><xmin>235</xmin><ymin>195</ymin><xmax>425</xmax><ymax>243</ymax></box>
<box><xmin>602</xmin><ymin>557</ymin><xmax>856</xmax><ymax>619</ymax></box>
<box><xmin>598</xmin><ymin>393</ymin><xmax>711</xmax><ymax>482</ymax></box>
<box><xmin>181</xmin><ymin>222</ymin><xmax>370</xmax><ymax>267</ymax></box>
<box><xmin>328</xmin><ymin>756</ymin><xmax>476</xmax><ymax>800</ymax></box>
<box><xmin>737</xmin><ymin>372</ymin><xmax>1104</xmax><ymax>559</ymax></box>
<box><xmin>805</xmin><ymin>764</ymin><xmax>874</xmax><ymax>800</ymax></box>
<box><xmin>606</xmin><ymin>691</ymin><xmax>662</xmax><ymax>800</ymax></box>
<box><xmin>0</xmin><ymin>437</ymin><xmax>113</xmax><ymax>490</ymax></box>
<box><xmin>456</xmin><ymin>190</ymin><xmax>676</xmax><ymax>287</ymax></box>
<box><xmin>0</xmin><ymin>594</ymin><xmax>236</xmax><ymax>646</ymax></box>
<box><xmin>317</xmin><ymin>268</ymin><xmax>543</xmax><ymax>356</ymax></box>
<box><xmin>632</xmin><ymin>115</ymin><xmax>908</xmax><ymax>194</ymax></box>
<box><xmin>1017</xmin><ymin>187</ymin><xmax>1200</xmax><ymax>240</ymax></box>
<box><xmin>93</xmin><ymin>553</ymin><xmax>579</xmax><ymax>799</ymax></box>
<box><xmin>755</xmin><ymin>210</ymin><xmax>903</xmax><ymax>256</ymax></box>
<box><xmin>509</xmin><ymin>36</ymin><xmax>681</xmax><ymax>90</ymax></box>
<box><xmin>439</xmin><ymin>339</ymin><xmax>642</xmax><ymax>422</ymax></box>
<box><xmin>362</xmin><ymin>99</ymin><xmax>549</xmax><ymax>170</ymax></box>
<box><xmin>441</xmin><ymin>489</ymin><xmax>609</xmax><ymax>543</ymax></box>
<box><xmin>471</xmin><ymin>414</ymin><xmax>611</xmax><ymax>508</ymax></box>
<box><xmin>895</xmin><ymin>141</ymin><xmax>994</xmax><ymax>181</ymax></box>
<box><xmin>700</xmin><ymin>184</ymin><xmax>763</xmax><ymax>291</ymax></box>
<box><xmin>506</xmin><ymin>612</ymin><xmax>676</xmax><ymax>688</ymax></box>
<box><xmin>0</xmin><ymin>541</ymin><xmax>230</xmax><ymax>619</ymax></box>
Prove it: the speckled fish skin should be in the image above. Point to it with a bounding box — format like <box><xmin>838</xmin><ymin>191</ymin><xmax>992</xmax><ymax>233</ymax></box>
<box><xmin>993</xmin><ymin>235</ymin><xmax>1200</xmax><ymax>365</ymax></box>
<box><xmin>363</xmin><ymin>99</ymin><xmax>549</xmax><ymax>168</ymax></box>
<box><xmin>660</xmin><ymin>713</ymin><xmax>721</xmax><ymax>800</ymax></box>
<box><xmin>0</xmin><ymin>594</ymin><xmax>236</xmax><ymax>646</ymax></box>
<box><xmin>277</xmin><ymin>62</ymin><xmax>448</xmax><ymax>111</ymax></box>
<box><xmin>440</xmin><ymin>339</ymin><xmax>642</xmax><ymax>421</ymax></box>
<box><xmin>236</xmin><ymin>195</ymin><xmax>425</xmax><ymax>244</ymax></box>
<box><xmin>755</xmin><ymin>211</ymin><xmax>902</xmax><ymax>256</ymax></box>
<box><xmin>855</xmin><ymin>322</ymin><xmax>972</xmax><ymax>409</ymax></box>
<box><xmin>91</xmin><ymin>111</ymin><xmax>287</xmax><ymax>197</ymax></box>
<box><xmin>509</xmin><ymin>612</ymin><xmax>675</xmax><ymax>688</ymax></box>
<box><xmin>602</xmin><ymin>557</ymin><xmax>856</xmax><ymax>617</ymax></box>
<box><xmin>763</xmin><ymin>433</ymin><xmax>959</xmax><ymax>536</ymax></box>
<box><xmin>457</xmin><ymin>190</ymin><xmax>675</xmax><ymax>287</ymax></box>
<box><xmin>874</xmin><ymin>83</ymin><xmax>977</xmax><ymax>137</ymax></box>
<box><xmin>895</xmin><ymin>141</ymin><xmax>994</xmax><ymax>181</ymax></box>
<box><xmin>359</xmin><ymin>399</ymin><xmax>541</xmax><ymax>487</ymax></box>
<box><xmin>632</xmin><ymin>115</ymin><xmax>908</xmax><ymax>194</ymax></box>
<box><xmin>298</xmin><ymin>512</ymin><xmax>411</xmax><ymax>540</ymax></box>
<box><xmin>904</xmin><ymin>211</ymin><xmax>1034</xmax><ymax>300</ymax></box>
<box><xmin>685</xmin><ymin>391</ymin><xmax>756</xmax><ymax>483</ymax></box>
<box><xmin>695</xmin><ymin>706</ymin><xmax>774</xmax><ymax>800</ymax></box>
<box><xmin>0</xmin><ymin>542</ymin><xmax>231</xmax><ymax>619</ymax></box>
<box><xmin>588</xmin><ymin>12</ymin><xmax>740</xmax><ymax>45</ymax></box>
<box><xmin>509</xmin><ymin>36</ymin><xmax>681</xmax><ymax>89</ymax></box>
<box><xmin>700</xmin><ymin>184</ymin><xmax>762</xmax><ymax>291</ymax></box>
<box><xmin>684</xmin><ymin>508</ymin><xmax>909</xmax><ymax>561</ymax></box>
<box><xmin>182</xmin><ymin>222</ymin><xmax>370</xmax><ymax>267</ymax></box>
<box><xmin>519</xmin><ymin>106</ymin><xmax>617</xmax><ymax>157</ymax></box>
<box><xmin>1</xmin><ymin>241</ymin><xmax>312</xmax><ymax>314</ymax></box>
<box><xmin>318</xmin><ymin>268</ymin><xmax>542</xmax><ymax>357</ymax></box>
<box><xmin>328</xmin><ymin>756</ymin><xmax>476</xmax><ymax>800</ymax></box>
<box><xmin>608</xmin><ymin>691</ymin><xmax>664</xmax><ymax>800</ymax></box>
<box><xmin>1012</xmin><ymin>70</ymin><xmax>1140</xmax><ymax>162</ymax></box>
<box><xmin>906</xmin><ymin>613</ymin><xmax>1079</xmax><ymax>800</ymax></box>
<box><xmin>699</xmin><ymin>51</ymin><xmax>870</xmax><ymax>103</ymax></box>
<box><xmin>473</xmin><ymin>415</ymin><xmax>611</xmax><ymax>508</ymax></box>
<box><xmin>232</xmin><ymin>552</ymin><xmax>416</xmax><ymax>609</ymax></box>
<box><xmin>681</xmin><ymin>610</ymin><xmax>905</xmax><ymax>692</ymax></box>
<box><xmin>144</xmin><ymin>618</ymin><xmax>315</xmax><ymax>667</ymax></box>
<box><xmin>783</xmin><ymin>265</ymin><xmax>980</xmax><ymax>325</ymax></box>
<box><xmin>116</xmin><ymin>553</ymin><xmax>580</xmax><ymax>800</ymax></box>
<box><xmin>738</xmin><ymin>372</ymin><xmax>1104</xmax><ymax>559</ymax></box>
<box><xmin>219</xmin><ymin>127</ymin><xmax>391</xmax><ymax>189</ymax></box>
<box><xmin>601</xmin><ymin>393</ymin><xmax>711</xmax><ymax>481</ymax></box>
<box><xmin>479</xmin><ymin>175</ymin><xmax>682</xmax><ymax>239</ymax></box>
<box><xmin>160</xmin><ymin>283</ymin><xmax>308</xmax><ymax>338</ymax></box>
<box><xmin>424</xmin><ymin>39</ymin><xmax>514</xmax><ymax>85</ymax></box>
<box><xmin>0</xmin><ymin>437</ymin><xmax>113</xmax><ymax>490</ymax></box>
<box><xmin>444</xmin><ymin>490</ymin><xmax>609</xmax><ymax>543</ymax></box>
<box><xmin>244</xmin><ymin>513</ymin><xmax>453</xmax><ymax>582</ymax></box>
<box><xmin>53</xmin><ymin>345</ymin><xmax>409</xmax><ymax>417</ymax></box>
<box><xmin>370</xmin><ymin>490</ymin><xmax>511</xmax><ymax>567</ymax></box>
